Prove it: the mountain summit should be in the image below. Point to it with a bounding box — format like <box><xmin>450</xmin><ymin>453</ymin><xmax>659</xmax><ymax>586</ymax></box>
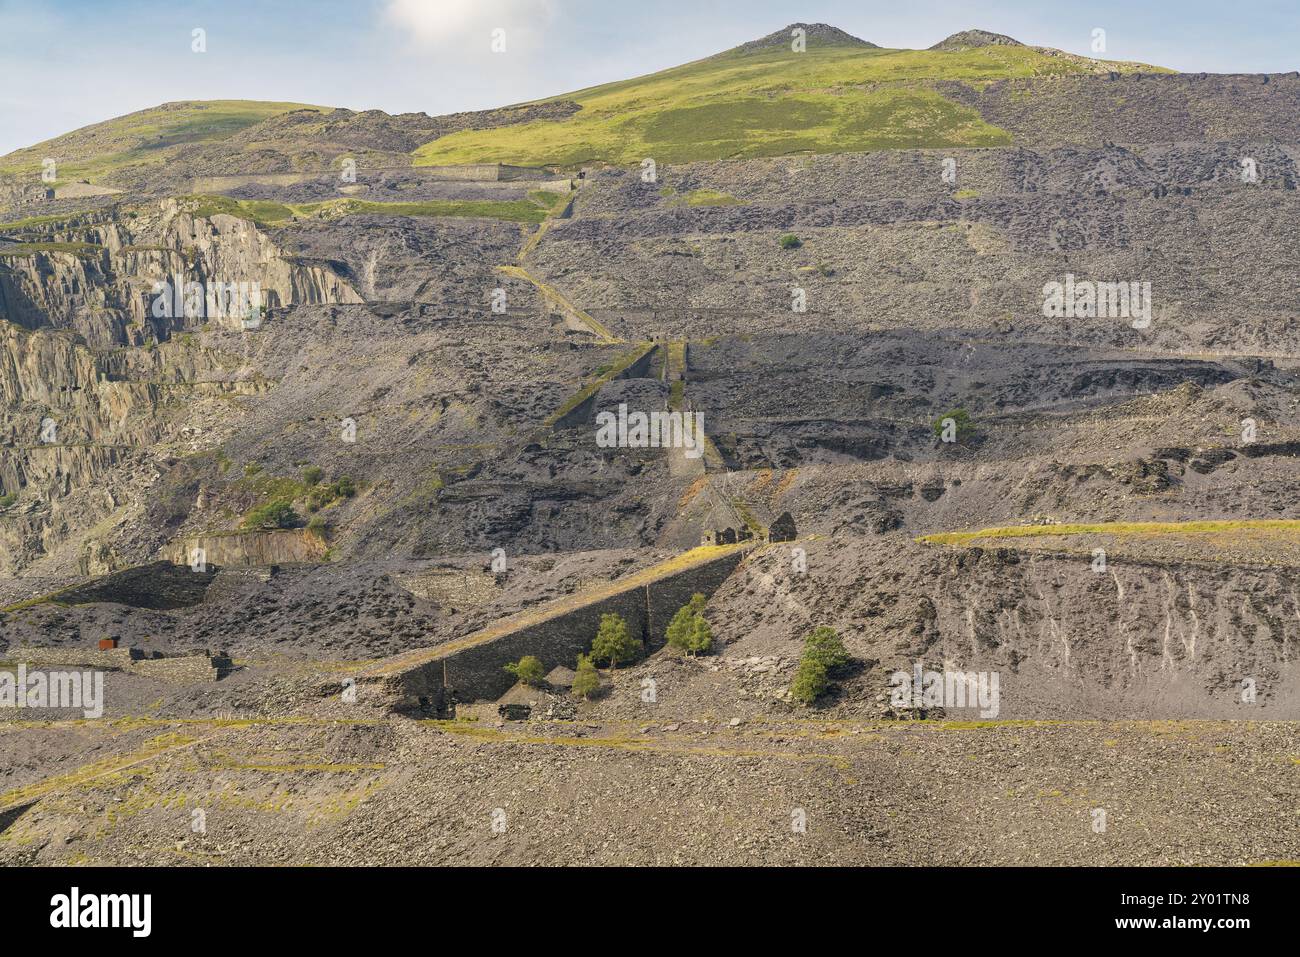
<box><xmin>724</xmin><ymin>22</ymin><xmax>878</xmax><ymax>56</ymax></box>
<box><xmin>929</xmin><ymin>29</ymin><xmax>1024</xmax><ymax>51</ymax></box>
<box><xmin>2</xmin><ymin>24</ymin><xmax>1166</xmax><ymax>182</ymax></box>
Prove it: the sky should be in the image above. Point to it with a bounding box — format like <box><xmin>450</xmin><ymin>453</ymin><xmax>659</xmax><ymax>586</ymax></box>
<box><xmin>1</xmin><ymin>0</ymin><xmax>1297</xmax><ymax>155</ymax></box>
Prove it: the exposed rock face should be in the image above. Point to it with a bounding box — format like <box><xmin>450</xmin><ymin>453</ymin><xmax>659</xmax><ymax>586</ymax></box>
<box><xmin>0</xmin><ymin>202</ymin><xmax>364</xmax><ymax>577</ymax></box>
<box><xmin>164</xmin><ymin>529</ymin><xmax>328</xmax><ymax>567</ymax></box>
<box><xmin>1</xmin><ymin>38</ymin><xmax>1298</xmax><ymax>734</ymax></box>
<box><xmin>930</xmin><ymin>29</ymin><xmax>1024</xmax><ymax>51</ymax></box>
<box><xmin>3</xmin><ymin>27</ymin><xmax>1300</xmax><ymax>869</ymax></box>
<box><xmin>724</xmin><ymin>22</ymin><xmax>878</xmax><ymax>56</ymax></box>
<box><xmin>0</xmin><ymin>201</ymin><xmax>361</xmax><ymax>347</ymax></box>
<box><xmin>707</xmin><ymin>539</ymin><xmax>1300</xmax><ymax>718</ymax></box>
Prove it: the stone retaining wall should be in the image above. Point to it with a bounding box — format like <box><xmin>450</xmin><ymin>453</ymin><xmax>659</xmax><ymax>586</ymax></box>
<box><xmin>132</xmin><ymin>655</ymin><xmax>232</xmax><ymax>682</ymax></box>
<box><xmin>3</xmin><ymin>647</ymin><xmax>232</xmax><ymax>682</ymax></box>
<box><xmin>397</xmin><ymin>569</ymin><xmax>500</xmax><ymax>607</ymax></box>
<box><xmin>4</xmin><ymin>647</ymin><xmax>142</xmax><ymax>669</ymax></box>
<box><xmin>368</xmin><ymin>545</ymin><xmax>750</xmax><ymax>710</ymax></box>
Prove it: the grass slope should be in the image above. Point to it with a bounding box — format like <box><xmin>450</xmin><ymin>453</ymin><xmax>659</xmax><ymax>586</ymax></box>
<box><xmin>920</xmin><ymin>520</ymin><xmax>1300</xmax><ymax>545</ymax></box>
<box><xmin>413</xmin><ymin>40</ymin><xmax>1156</xmax><ymax>167</ymax></box>
<box><xmin>0</xmin><ymin>100</ymin><xmax>324</xmax><ymax>182</ymax></box>
<box><xmin>180</xmin><ymin>194</ymin><xmax>555</xmax><ymax>226</ymax></box>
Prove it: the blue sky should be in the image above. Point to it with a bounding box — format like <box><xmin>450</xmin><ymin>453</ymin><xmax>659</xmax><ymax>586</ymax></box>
<box><xmin>1</xmin><ymin>0</ymin><xmax>1297</xmax><ymax>155</ymax></box>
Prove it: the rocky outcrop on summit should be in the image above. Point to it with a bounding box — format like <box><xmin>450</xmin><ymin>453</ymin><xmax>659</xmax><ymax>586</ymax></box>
<box><xmin>722</xmin><ymin>22</ymin><xmax>878</xmax><ymax>56</ymax></box>
<box><xmin>930</xmin><ymin>29</ymin><xmax>1024</xmax><ymax>51</ymax></box>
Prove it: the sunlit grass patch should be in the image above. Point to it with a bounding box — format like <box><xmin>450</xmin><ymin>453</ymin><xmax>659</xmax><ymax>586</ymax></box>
<box><xmin>919</xmin><ymin>519</ymin><xmax>1300</xmax><ymax>546</ymax></box>
<box><xmin>405</xmin><ymin>39</ymin><xmax>1165</xmax><ymax>168</ymax></box>
<box><xmin>179</xmin><ymin>194</ymin><xmax>555</xmax><ymax>227</ymax></box>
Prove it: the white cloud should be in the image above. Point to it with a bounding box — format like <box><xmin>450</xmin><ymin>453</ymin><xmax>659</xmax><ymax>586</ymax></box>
<box><xmin>383</xmin><ymin>0</ymin><xmax>558</xmax><ymax>48</ymax></box>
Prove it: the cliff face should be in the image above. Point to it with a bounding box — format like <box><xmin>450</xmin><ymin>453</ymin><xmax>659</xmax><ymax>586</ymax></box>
<box><xmin>0</xmin><ymin>202</ymin><xmax>361</xmax><ymax>347</ymax></box>
<box><xmin>709</xmin><ymin>540</ymin><xmax>1300</xmax><ymax>718</ymax></box>
<box><xmin>164</xmin><ymin>529</ymin><xmax>328</xmax><ymax>567</ymax></box>
<box><xmin>0</xmin><ymin>202</ymin><xmax>361</xmax><ymax>578</ymax></box>
<box><xmin>1</xmin><ymin>71</ymin><xmax>1298</xmax><ymax>725</ymax></box>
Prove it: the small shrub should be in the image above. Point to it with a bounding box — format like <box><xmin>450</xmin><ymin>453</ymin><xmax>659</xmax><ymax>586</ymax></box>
<box><xmin>790</xmin><ymin>656</ymin><xmax>828</xmax><ymax>706</ymax></box>
<box><xmin>243</xmin><ymin>462</ymin><xmax>262</xmax><ymax>477</ymax></box>
<box><xmin>306</xmin><ymin>515</ymin><xmax>328</xmax><ymax>539</ymax></box>
<box><xmin>572</xmin><ymin>654</ymin><xmax>601</xmax><ymax>699</ymax></box>
<box><xmin>804</xmin><ymin>626</ymin><xmax>850</xmax><ymax>674</ymax></box>
<box><xmin>666</xmin><ymin>593</ymin><xmax>712</xmax><ymax>656</ymax></box>
<box><xmin>790</xmin><ymin>626</ymin><xmax>852</xmax><ymax>705</ymax></box>
<box><xmin>306</xmin><ymin>486</ymin><xmax>332</xmax><ymax>512</ymax></box>
<box><xmin>301</xmin><ymin>465</ymin><xmax>324</xmax><ymax>486</ymax></box>
<box><xmin>504</xmin><ymin>655</ymin><xmax>546</xmax><ymax>687</ymax></box>
<box><xmin>686</xmin><ymin>616</ymin><xmax>713</xmax><ymax>655</ymax></box>
<box><xmin>305</xmin><ymin>475</ymin><xmax>357</xmax><ymax>512</ymax></box>
<box><xmin>241</xmin><ymin>499</ymin><xmax>299</xmax><ymax>530</ymax></box>
<box><xmin>933</xmin><ymin>408</ymin><xmax>975</xmax><ymax>444</ymax></box>
<box><xmin>0</xmin><ymin>491</ymin><xmax>17</xmax><ymax>509</ymax></box>
<box><xmin>590</xmin><ymin>612</ymin><xmax>640</xmax><ymax>668</ymax></box>
<box><xmin>779</xmin><ymin>233</ymin><xmax>802</xmax><ymax>250</ymax></box>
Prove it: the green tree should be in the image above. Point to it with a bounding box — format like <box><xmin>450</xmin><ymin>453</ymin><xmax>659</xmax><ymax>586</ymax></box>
<box><xmin>790</xmin><ymin>656</ymin><xmax>828</xmax><ymax>706</ymax></box>
<box><xmin>665</xmin><ymin>605</ymin><xmax>695</xmax><ymax>652</ymax></box>
<box><xmin>590</xmin><ymin>613</ymin><xmax>640</xmax><ymax>668</ymax></box>
<box><xmin>932</xmin><ymin>408</ymin><xmax>975</xmax><ymax>445</ymax></box>
<box><xmin>504</xmin><ymin>654</ymin><xmax>545</xmax><ymax>687</ymax></box>
<box><xmin>241</xmin><ymin>498</ymin><xmax>299</xmax><ymax>530</ymax></box>
<box><xmin>686</xmin><ymin>615</ymin><xmax>713</xmax><ymax>655</ymax></box>
<box><xmin>804</xmin><ymin>626</ymin><xmax>850</xmax><ymax>674</ymax></box>
<box><xmin>666</xmin><ymin>593</ymin><xmax>713</xmax><ymax>656</ymax></box>
<box><xmin>571</xmin><ymin>654</ymin><xmax>601</xmax><ymax>699</ymax></box>
<box><xmin>779</xmin><ymin>233</ymin><xmax>802</xmax><ymax>250</ymax></box>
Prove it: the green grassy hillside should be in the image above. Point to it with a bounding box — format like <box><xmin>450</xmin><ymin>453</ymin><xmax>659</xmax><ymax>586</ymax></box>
<box><xmin>178</xmin><ymin>193</ymin><xmax>559</xmax><ymax>226</ymax></box>
<box><xmin>0</xmin><ymin>100</ymin><xmax>324</xmax><ymax>181</ymax></box>
<box><xmin>413</xmin><ymin>30</ymin><xmax>1160</xmax><ymax>168</ymax></box>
